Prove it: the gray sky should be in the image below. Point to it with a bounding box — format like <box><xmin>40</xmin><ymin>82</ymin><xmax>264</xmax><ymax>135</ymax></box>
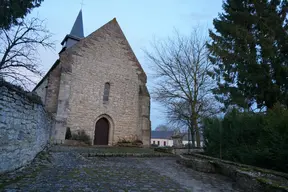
<box><xmin>30</xmin><ymin>0</ymin><xmax>223</xmax><ymax>129</ymax></box>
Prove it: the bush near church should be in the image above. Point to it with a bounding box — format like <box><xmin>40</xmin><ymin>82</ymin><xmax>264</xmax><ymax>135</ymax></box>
<box><xmin>116</xmin><ymin>135</ymin><xmax>143</xmax><ymax>147</ymax></box>
<box><xmin>70</xmin><ymin>130</ymin><xmax>91</xmax><ymax>145</ymax></box>
<box><xmin>203</xmin><ymin>104</ymin><xmax>288</xmax><ymax>173</ymax></box>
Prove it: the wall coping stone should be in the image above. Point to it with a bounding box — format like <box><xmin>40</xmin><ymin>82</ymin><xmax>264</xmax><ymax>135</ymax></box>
<box><xmin>178</xmin><ymin>153</ymin><xmax>288</xmax><ymax>192</ymax></box>
<box><xmin>0</xmin><ymin>81</ymin><xmax>42</xmax><ymax>105</ymax></box>
<box><xmin>186</xmin><ymin>153</ymin><xmax>288</xmax><ymax>179</ymax></box>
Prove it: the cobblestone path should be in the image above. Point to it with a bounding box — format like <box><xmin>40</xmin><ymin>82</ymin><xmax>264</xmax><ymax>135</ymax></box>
<box><xmin>1</xmin><ymin>149</ymin><xmax>241</xmax><ymax>192</ymax></box>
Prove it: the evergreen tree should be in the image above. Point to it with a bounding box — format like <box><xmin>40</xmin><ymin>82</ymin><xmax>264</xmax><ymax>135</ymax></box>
<box><xmin>208</xmin><ymin>0</ymin><xmax>288</xmax><ymax>110</ymax></box>
<box><xmin>0</xmin><ymin>0</ymin><xmax>44</xmax><ymax>30</ymax></box>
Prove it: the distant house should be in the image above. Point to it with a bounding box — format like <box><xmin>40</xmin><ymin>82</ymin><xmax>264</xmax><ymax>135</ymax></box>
<box><xmin>151</xmin><ymin>131</ymin><xmax>204</xmax><ymax>147</ymax></box>
<box><xmin>151</xmin><ymin>131</ymin><xmax>174</xmax><ymax>147</ymax></box>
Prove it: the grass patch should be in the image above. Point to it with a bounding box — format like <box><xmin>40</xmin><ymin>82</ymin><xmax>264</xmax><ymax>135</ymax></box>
<box><xmin>256</xmin><ymin>177</ymin><xmax>288</xmax><ymax>190</ymax></box>
<box><xmin>82</xmin><ymin>167</ymin><xmax>95</xmax><ymax>175</ymax></box>
<box><xmin>63</xmin><ymin>169</ymin><xmax>81</xmax><ymax>179</ymax></box>
<box><xmin>0</xmin><ymin>166</ymin><xmax>44</xmax><ymax>190</ymax></box>
<box><xmin>0</xmin><ymin>175</ymin><xmax>25</xmax><ymax>190</ymax></box>
<box><xmin>37</xmin><ymin>151</ymin><xmax>50</xmax><ymax>161</ymax></box>
<box><xmin>51</xmin><ymin>146</ymin><xmax>175</xmax><ymax>156</ymax></box>
<box><xmin>154</xmin><ymin>147</ymin><xmax>173</xmax><ymax>153</ymax></box>
<box><xmin>94</xmin><ymin>147</ymin><xmax>155</xmax><ymax>153</ymax></box>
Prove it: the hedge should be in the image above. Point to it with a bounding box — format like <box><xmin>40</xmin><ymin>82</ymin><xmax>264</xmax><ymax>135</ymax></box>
<box><xmin>203</xmin><ymin>104</ymin><xmax>288</xmax><ymax>173</ymax></box>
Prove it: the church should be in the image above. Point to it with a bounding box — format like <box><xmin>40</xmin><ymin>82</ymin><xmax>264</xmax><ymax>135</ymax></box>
<box><xmin>33</xmin><ymin>10</ymin><xmax>151</xmax><ymax>146</ymax></box>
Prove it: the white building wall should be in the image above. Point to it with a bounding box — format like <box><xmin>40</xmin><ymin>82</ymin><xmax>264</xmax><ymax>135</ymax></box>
<box><xmin>151</xmin><ymin>138</ymin><xmax>172</xmax><ymax>147</ymax></box>
<box><xmin>151</xmin><ymin>139</ymin><xmax>203</xmax><ymax>147</ymax></box>
<box><xmin>183</xmin><ymin>140</ymin><xmax>204</xmax><ymax>147</ymax></box>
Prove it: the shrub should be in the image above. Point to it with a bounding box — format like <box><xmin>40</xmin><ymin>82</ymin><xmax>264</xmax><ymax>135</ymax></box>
<box><xmin>154</xmin><ymin>147</ymin><xmax>173</xmax><ymax>153</ymax></box>
<box><xmin>132</xmin><ymin>139</ymin><xmax>143</xmax><ymax>145</ymax></box>
<box><xmin>71</xmin><ymin>130</ymin><xmax>91</xmax><ymax>145</ymax></box>
<box><xmin>150</xmin><ymin>144</ymin><xmax>159</xmax><ymax>147</ymax></box>
<box><xmin>255</xmin><ymin>104</ymin><xmax>288</xmax><ymax>172</ymax></box>
<box><xmin>65</xmin><ymin>127</ymin><xmax>72</xmax><ymax>140</ymax></box>
<box><xmin>203</xmin><ymin>104</ymin><xmax>288</xmax><ymax>173</ymax></box>
<box><xmin>117</xmin><ymin>138</ymin><xmax>130</xmax><ymax>143</ymax></box>
<box><xmin>116</xmin><ymin>135</ymin><xmax>143</xmax><ymax>147</ymax></box>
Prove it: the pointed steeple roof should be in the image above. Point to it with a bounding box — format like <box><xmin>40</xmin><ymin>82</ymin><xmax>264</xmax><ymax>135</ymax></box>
<box><xmin>60</xmin><ymin>10</ymin><xmax>84</xmax><ymax>51</ymax></box>
<box><xmin>70</xmin><ymin>9</ymin><xmax>84</xmax><ymax>38</ymax></box>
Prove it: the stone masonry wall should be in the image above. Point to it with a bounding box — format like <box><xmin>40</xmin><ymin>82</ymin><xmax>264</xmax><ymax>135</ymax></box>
<box><xmin>45</xmin><ymin>62</ymin><xmax>61</xmax><ymax>114</ymax></box>
<box><xmin>0</xmin><ymin>84</ymin><xmax>52</xmax><ymax>174</ymax></box>
<box><xmin>178</xmin><ymin>153</ymin><xmax>288</xmax><ymax>192</ymax></box>
<box><xmin>139</xmin><ymin>84</ymin><xmax>151</xmax><ymax>146</ymax></box>
<box><xmin>34</xmin><ymin>77</ymin><xmax>48</xmax><ymax>105</ymax></box>
<box><xmin>53</xmin><ymin>18</ymin><xmax>151</xmax><ymax>145</ymax></box>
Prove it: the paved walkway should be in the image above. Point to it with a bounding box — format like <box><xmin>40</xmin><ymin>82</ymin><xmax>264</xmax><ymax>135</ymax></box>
<box><xmin>1</xmin><ymin>149</ymin><xmax>241</xmax><ymax>192</ymax></box>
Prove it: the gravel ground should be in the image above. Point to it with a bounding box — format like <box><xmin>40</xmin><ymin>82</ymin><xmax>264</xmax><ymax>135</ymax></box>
<box><xmin>0</xmin><ymin>148</ymin><xmax>242</xmax><ymax>192</ymax></box>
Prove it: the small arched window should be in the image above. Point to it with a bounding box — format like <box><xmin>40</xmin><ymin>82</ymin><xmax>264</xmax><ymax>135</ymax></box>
<box><xmin>103</xmin><ymin>82</ymin><xmax>110</xmax><ymax>102</ymax></box>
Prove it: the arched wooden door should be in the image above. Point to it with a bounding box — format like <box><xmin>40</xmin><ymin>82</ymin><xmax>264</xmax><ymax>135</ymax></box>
<box><xmin>94</xmin><ymin>118</ymin><xmax>109</xmax><ymax>145</ymax></box>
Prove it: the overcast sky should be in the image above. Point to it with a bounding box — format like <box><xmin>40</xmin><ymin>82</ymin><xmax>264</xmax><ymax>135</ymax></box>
<box><xmin>29</xmin><ymin>0</ymin><xmax>223</xmax><ymax>129</ymax></box>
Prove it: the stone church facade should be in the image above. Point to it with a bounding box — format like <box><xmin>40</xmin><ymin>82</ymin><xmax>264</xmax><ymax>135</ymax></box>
<box><xmin>33</xmin><ymin>10</ymin><xmax>151</xmax><ymax>146</ymax></box>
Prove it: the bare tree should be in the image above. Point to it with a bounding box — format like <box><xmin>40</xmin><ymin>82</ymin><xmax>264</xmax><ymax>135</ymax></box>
<box><xmin>0</xmin><ymin>17</ymin><xmax>54</xmax><ymax>88</ymax></box>
<box><xmin>155</xmin><ymin>124</ymin><xmax>181</xmax><ymax>133</ymax></box>
<box><xmin>145</xmin><ymin>28</ymin><xmax>218</xmax><ymax>147</ymax></box>
<box><xmin>155</xmin><ymin>124</ymin><xmax>172</xmax><ymax>131</ymax></box>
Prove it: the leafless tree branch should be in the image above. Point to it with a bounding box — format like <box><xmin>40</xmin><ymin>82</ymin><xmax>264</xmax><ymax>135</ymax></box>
<box><xmin>145</xmin><ymin>27</ymin><xmax>220</xmax><ymax>147</ymax></box>
<box><xmin>0</xmin><ymin>17</ymin><xmax>55</xmax><ymax>88</ymax></box>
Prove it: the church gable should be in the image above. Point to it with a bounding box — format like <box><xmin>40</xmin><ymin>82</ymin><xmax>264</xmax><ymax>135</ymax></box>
<box><xmin>61</xmin><ymin>18</ymin><xmax>147</xmax><ymax>83</ymax></box>
<box><xmin>36</xmin><ymin>12</ymin><xmax>151</xmax><ymax>146</ymax></box>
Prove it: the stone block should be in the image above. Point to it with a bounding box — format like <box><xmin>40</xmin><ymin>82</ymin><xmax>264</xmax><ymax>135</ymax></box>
<box><xmin>0</xmin><ymin>85</ymin><xmax>52</xmax><ymax>174</ymax></box>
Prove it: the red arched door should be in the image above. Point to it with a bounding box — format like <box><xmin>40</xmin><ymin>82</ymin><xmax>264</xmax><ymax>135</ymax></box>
<box><xmin>94</xmin><ymin>118</ymin><xmax>109</xmax><ymax>145</ymax></box>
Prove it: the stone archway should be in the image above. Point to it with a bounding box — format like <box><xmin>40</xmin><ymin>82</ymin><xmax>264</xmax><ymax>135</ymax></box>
<box><xmin>94</xmin><ymin>118</ymin><xmax>109</xmax><ymax>145</ymax></box>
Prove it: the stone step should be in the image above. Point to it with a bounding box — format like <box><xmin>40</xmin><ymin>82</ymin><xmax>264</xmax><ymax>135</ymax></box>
<box><xmin>83</xmin><ymin>152</ymin><xmax>175</xmax><ymax>158</ymax></box>
<box><xmin>49</xmin><ymin>145</ymin><xmax>175</xmax><ymax>157</ymax></box>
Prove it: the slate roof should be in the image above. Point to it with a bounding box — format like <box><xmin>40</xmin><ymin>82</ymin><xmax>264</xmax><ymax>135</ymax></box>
<box><xmin>151</xmin><ymin>131</ymin><xmax>174</xmax><ymax>139</ymax></box>
<box><xmin>70</xmin><ymin>9</ymin><xmax>84</xmax><ymax>38</ymax></box>
<box><xmin>60</xmin><ymin>10</ymin><xmax>84</xmax><ymax>46</ymax></box>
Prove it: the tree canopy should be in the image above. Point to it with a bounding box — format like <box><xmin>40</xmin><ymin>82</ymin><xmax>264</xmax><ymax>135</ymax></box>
<box><xmin>0</xmin><ymin>0</ymin><xmax>44</xmax><ymax>30</ymax></box>
<box><xmin>208</xmin><ymin>0</ymin><xmax>288</xmax><ymax>111</ymax></box>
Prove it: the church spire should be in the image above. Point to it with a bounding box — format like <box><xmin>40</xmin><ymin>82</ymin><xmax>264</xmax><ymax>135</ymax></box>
<box><xmin>60</xmin><ymin>10</ymin><xmax>84</xmax><ymax>52</ymax></box>
<box><xmin>70</xmin><ymin>9</ymin><xmax>84</xmax><ymax>38</ymax></box>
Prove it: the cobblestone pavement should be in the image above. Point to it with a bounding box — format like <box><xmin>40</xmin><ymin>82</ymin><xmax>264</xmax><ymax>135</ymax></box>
<box><xmin>1</xmin><ymin>150</ymin><xmax>242</xmax><ymax>192</ymax></box>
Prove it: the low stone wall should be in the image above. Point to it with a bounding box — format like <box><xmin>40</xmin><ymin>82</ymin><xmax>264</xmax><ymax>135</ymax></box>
<box><xmin>153</xmin><ymin>147</ymin><xmax>204</xmax><ymax>155</ymax></box>
<box><xmin>177</xmin><ymin>153</ymin><xmax>288</xmax><ymax>192</ymax></box>
<box><xmin>0</xmin><ymin>84</ymin><xmax>52</xmax><ymax>174</ymax></box>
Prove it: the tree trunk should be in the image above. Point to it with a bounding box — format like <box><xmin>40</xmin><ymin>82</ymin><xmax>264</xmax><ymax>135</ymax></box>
<box><xmin>194</xmin><ymin>116</ymin><xmax>201</xmax><ymax>147</ymax></box>
<box><xmin>189</xmin><ymin>117</ymin><xmax>195</xmax><ymax>148</ymax></box>
<box><xmin>191</xmin><ymin>103</ymin><xmax>200</xmax><ymax>147</ymax></box>
<box><xmin>189</xmin><ymin>127</ymin><xmax>195</xmax><ymax>148</ymax></box>
<box><xmin>191</xmin><ymin>133</ymin><xmax>195</xmax><ymax>148</ymax></box>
